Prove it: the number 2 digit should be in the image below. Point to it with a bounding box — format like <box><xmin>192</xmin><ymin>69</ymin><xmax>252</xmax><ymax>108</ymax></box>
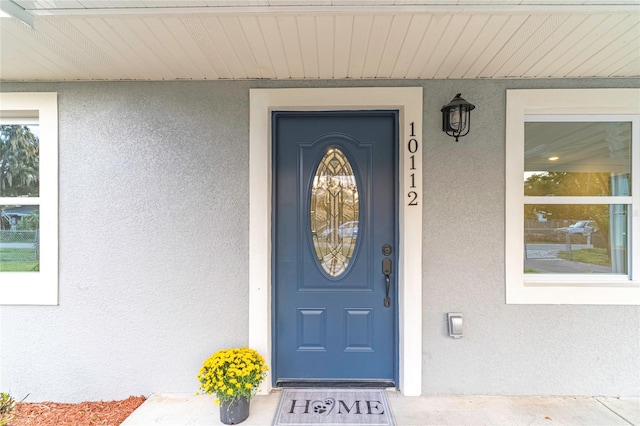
<box><xmin>408</xmin><ymin>191</ymin><xmax>418</xmax><ymax>206</ymax></box>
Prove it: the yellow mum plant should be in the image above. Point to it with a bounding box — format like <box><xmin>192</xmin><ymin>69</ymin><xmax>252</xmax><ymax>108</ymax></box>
<box><xmin>198</xmin><ymin>347</ymin><xmax>268</xmax><ymax>404</ymax></box>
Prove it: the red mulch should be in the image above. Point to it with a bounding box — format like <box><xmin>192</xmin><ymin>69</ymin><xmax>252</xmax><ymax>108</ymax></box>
<box><xmin>9</xmin><ymin>395</ymin><xmax>146</xmax><ymax>426</ymax></box>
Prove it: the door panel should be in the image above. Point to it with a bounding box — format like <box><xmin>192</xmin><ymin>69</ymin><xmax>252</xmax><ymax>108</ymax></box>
<box><xmin>273</xmin><ymin>111</ymin><xmax>398</xmax><ymax>385</ymax></box>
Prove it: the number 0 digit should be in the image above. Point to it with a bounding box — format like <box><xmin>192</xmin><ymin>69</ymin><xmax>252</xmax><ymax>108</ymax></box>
<box><xmin>408</xmin><ymin>139</ymin><xmax>418</xmax><ymax>153</ymax></box>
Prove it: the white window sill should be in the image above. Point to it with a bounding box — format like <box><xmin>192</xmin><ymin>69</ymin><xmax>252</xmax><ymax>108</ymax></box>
<box><xmin>508</xmin><ymin>277</ymin><xmax>640</xmax><ymax>305</ymax></box>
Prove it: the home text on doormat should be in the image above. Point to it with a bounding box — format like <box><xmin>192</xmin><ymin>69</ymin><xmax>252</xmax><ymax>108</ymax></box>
<box><xmin>272</xmin><ymin>388</ymin><xmax>395</xmax><ymax>425</ymax></box>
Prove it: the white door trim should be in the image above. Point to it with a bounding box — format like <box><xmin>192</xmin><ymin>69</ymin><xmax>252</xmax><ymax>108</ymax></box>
<box><xmin>249</xmin><ymin>87</ymin><xmax>423</xmax><ymax>396</ymax></box>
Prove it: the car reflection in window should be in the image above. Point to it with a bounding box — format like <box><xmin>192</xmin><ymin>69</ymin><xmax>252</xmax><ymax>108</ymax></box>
<box><xmin>338</xmin><ymin>221</ymin><xmax>358</xmax><ymax>238</ymax></box>
<box><xmin>319</xmin><ymin>221</ymin><xmax>359</xmax><ymax>238</ymax></box>
<box><xmin>556</xmin><ymin>220</ymin><xmax>598</xmax><ymax>235</ymax></box>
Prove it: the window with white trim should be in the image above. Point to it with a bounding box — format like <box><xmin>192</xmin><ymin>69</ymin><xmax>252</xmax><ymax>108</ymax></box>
<box><xmin>0</xmin><ymin>92</ymin><xmax>58</xmax><ymax>305</ymax></box>
<box><xmin>506</xmin><ymin>89</ymin><xmax>640</xmax><ymax>305</ymax></box>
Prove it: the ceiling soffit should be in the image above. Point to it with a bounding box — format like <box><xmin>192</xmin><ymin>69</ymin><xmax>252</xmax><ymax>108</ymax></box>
<box><xmin>1</xmin><ymin>1</ymin><xmax>639</xmax><ymax>81</ymax></box>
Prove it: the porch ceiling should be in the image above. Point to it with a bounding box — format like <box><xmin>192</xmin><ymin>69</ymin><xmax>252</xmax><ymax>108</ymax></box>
<box><xmin>0</xmin><ymin>1</ymin><xmax>639</xmax><ymax>81</ymax></box>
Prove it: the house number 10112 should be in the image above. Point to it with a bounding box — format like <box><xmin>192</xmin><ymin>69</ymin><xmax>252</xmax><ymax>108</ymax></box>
<box><xmin>407</xmin><ymin>121</ymin><xmax>419</xmax><ymax>206</ymax></box>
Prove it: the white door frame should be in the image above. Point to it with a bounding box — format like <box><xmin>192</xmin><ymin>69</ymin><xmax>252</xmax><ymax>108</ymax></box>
<box><xmin>249</xmin><ymin>87</ymin><xmax>423</xmax><ymax>396</ymax></box>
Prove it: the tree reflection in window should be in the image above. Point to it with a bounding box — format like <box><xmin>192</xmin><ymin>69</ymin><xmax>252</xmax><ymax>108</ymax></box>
<box><xmin>310</xmin><ymin>147</ymin><xmax>359</xmax><ymax>277</ymax></box>
<box><xmin>1</xmin><ymin>125</ymin><xmax>39</xmax><ymax>197</ymax></box>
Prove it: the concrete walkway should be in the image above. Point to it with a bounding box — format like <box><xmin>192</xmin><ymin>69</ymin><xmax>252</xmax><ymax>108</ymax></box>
<box><xmin>122</xmin><ymin>391</ymin><xmax>640</xmax><ymax>425</ymax></box>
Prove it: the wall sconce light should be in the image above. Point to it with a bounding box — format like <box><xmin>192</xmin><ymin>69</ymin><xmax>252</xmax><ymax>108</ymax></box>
<box><xmin>441</xmin><ymin>93</ymin><xmax>475</xmax><ymax>142</ymax></box>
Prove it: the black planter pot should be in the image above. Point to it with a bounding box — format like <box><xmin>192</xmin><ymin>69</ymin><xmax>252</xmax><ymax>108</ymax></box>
<box><xmin>219</xmin><ymin>397</ymin><xmax>250</xmax><ymax>425</ymax></box>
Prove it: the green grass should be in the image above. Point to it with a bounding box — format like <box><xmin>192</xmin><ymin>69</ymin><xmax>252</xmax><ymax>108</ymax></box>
<box><xmin>0</xmin><ymin>248</ymin><xmax>36</xmax><ymax>259</ymax></box>
<box><xmin>557</xmin><ymin>248</ymin><xmax>611</xmax><ymax>267</ymax></box>
<box><xmin>0</xmin><ymin>261</ymin><xmax>39</xmax><ymax>271</ymax></box>
<box><xmin>0</xmin><ymin>248</ymin><xmax>39</xmax><ymax>271</ymax></box>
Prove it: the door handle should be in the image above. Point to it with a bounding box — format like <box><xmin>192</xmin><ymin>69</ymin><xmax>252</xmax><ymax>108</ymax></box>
<box><xmin>382</xmin><ymin>257</ymin><xmax>392</xmax><ymax>308</ymax></box>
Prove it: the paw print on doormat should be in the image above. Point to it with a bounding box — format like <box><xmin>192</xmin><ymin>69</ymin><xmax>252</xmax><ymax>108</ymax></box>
<box><xmin>311</xmin><ymin>398</ymin><xmax>335</xmax><ymax>415</ymax></box>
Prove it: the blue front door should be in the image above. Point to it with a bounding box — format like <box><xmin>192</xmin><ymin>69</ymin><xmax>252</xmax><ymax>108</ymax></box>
<box><xmin>273</xmin><ymin>111</ymin><xmax>398</xmax><ymax>386</ymax></box>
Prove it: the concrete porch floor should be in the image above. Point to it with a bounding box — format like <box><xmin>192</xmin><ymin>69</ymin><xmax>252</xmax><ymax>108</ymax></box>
<box><xmin>121</xmin><ymin>391</ymin><xmax>640</xmax><ymax>425</ymax></box>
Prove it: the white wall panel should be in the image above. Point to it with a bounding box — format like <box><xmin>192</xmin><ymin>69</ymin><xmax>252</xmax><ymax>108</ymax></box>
<box><xmin>334</xmin><ymin>15</ymin><xmax>353</xmax><ymax>79</ymax></box>
<box><xmin>101</xmin><ymin>17</ymin><xmax>171</xmax><ymax>80</ymax></box>
<box><xmin>421</xmin><ymin>14</ymin><xmax>469</xmax><ymax>78</ymax></box>
<box><xmin>361</xmin><ymin>15</ymin><xmax>392</xmax><ymax>78</ymax></box>
<box><xmin>239</xmin><ymin>15</ymin><xmax>276</xmax><ymax>79</ymax></box>
<box><xmin>525</xmin><ymin>14</ymin><xmax>606</xmax><ymax>78</ymax></box>
<box><xmin>0</xmin><ymin>29</ymin><xmax>72</xmax><ymax>79</ymax></box>
<box><xmin>64</xmin><ymin>18</ymin><xmax>135</xmax><ymax>80</ymax></box>
<box><xmin>407</xmin><ymin>14</ymin><xmax>451</xmax><ymax>78</ymax></box>
<box><xmin>375</xmin><ymin>14</ymin><xmax>411</xmax><ymax>78</ymax></box>
<box><xmin>491</xmin><ymin>15</ymin><xmax>545</xmax><ymax>77</ymax></box>
<box><xmin>583</xmin><ymin>19</ymin><xmax>640</xmax><ymax>77</ymax></box>
<box><xmin>219</xmin><ymin>16</ymin><xmax>261</xmax><ymax>78</ymax></box>
<box><xmin>316</xmin><ymin>15</ymin><xmax>336</xmax><ymax>79</ymax></box>
<box><xmin>435</xmin><ymin>14</ymin><xmax>487</xmax><ymax>79</ymax></box>
<box><xmin>197</xmin><ymin>16</ymin><xmax>244</xmax><ymax>79</ymax></box>
<box><xmin>348</xmin><ymin>15</ymin><xmax>373</xmax><ymax>78</ymax></box>
<box><xmin>143</xmin><ymin>17</ymin><xmax>201</xmax><ymax>79</ymax></box>
<box><xmin>461</xmin><ymin>15</ymin><xmax>527</xmax><ymax>78</ymax></box>
<box><xmin>257</xmin><ymin>15</ymin><xmax>290</xmax><ymax>79</ymax></box>
<box><xmin>390</xmin><ymin>14</ymin><xmax>430</xmax><ymax>78</ymax></box>
<box><xmin>1</xmin><ymin>3</ymin><xmax>638</xmax><ymax>81</ymax></box>
<box><xmin>297</xmin><ymin>15</ymin><xmax>320</xmax><ymax>77</ymax></box>
<box><xmin>277</xmin><ymin>15</ymin><xmax>305</xmax><ymax>78</ymax></box>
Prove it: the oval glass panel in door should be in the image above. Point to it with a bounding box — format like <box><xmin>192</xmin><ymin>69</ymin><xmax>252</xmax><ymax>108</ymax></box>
<box><xmin>310</xmin><ymin>147</ymin><xmax>359</xmax><ymax>277</ymax></box>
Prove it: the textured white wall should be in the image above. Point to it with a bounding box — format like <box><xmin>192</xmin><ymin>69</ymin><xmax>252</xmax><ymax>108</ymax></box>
<box><xmin>1</xmin><ymin>82</ymin><xmax>253</xmax><ymax>402</ymax></box>
<box><xmin>1</xmin><ymin>79</ymin><xmax>638</xmax><ymax>402</ymax></box>
<box><xmin>420</xmin><ymin>79</ymin><xmax>640</xmax><ymax>396</ymax></box>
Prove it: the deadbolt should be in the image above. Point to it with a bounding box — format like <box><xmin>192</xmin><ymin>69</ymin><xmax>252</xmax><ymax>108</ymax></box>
<box><xmin>381</xmin><ymin>243</ymin><xmax>392</xmax><ymax>256</ymax></box>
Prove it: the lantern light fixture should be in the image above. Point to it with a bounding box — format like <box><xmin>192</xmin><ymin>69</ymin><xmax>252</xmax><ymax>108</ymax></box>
<box><xmin>441</xmin><ymin>93</ymin><xmax>475</xmax><ymax>142</ymax></box>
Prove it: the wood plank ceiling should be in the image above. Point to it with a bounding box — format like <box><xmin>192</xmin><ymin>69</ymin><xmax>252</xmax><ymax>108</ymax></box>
<box><xmin>0</xmin><ymin>1</ymin><xmax>639</xmax><ymax>81</ymax></box>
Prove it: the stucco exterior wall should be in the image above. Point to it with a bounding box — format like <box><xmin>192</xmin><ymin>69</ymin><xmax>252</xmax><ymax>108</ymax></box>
<box><xmin>1</xmin><ymin>78</ymin><xmax>638</xmax><ymax>402</ymax></box>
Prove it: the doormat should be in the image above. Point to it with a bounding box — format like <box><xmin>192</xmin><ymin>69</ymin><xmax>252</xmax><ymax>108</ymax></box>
<box><xmin>272</xmin><ymin>388</ymin><xmax>395</xmax><ymax>425</ymax></box>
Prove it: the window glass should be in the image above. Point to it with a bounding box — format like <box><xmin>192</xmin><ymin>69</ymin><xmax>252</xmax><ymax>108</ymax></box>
<box><xmin>0</xmin><ymin>204</ymin><xmax>39</xmax><ymax>272</ymax></box>
<box><xmin>524</xmin><ymin>122</ymin><xmax>631</xmax><ymax>196</ymax></box>
<box><xmin>524</xmin><ymin>204</ymin><xmax>627</xmax><ymax>274</ymax></box>
<box><xmin>310</xmin><ymin>147</ymin><xmax>359</xmax><ymax>277</ymax></box>
<box><xmin>0</xmin><ymin>124</ymin><xmax>39</xmax><ymax>197</ymax></box>
<box><xmin>523</xmin><ymin>120</ymin><xmax>631</xmax><ymax>276</ymax></box>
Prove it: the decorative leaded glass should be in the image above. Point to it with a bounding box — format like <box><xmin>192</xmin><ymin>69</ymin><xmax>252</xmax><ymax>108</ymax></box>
<box><xmin>310</xmin><ymin>148</ymin><xmax>359</xmax><ymax>277</ymax></box>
